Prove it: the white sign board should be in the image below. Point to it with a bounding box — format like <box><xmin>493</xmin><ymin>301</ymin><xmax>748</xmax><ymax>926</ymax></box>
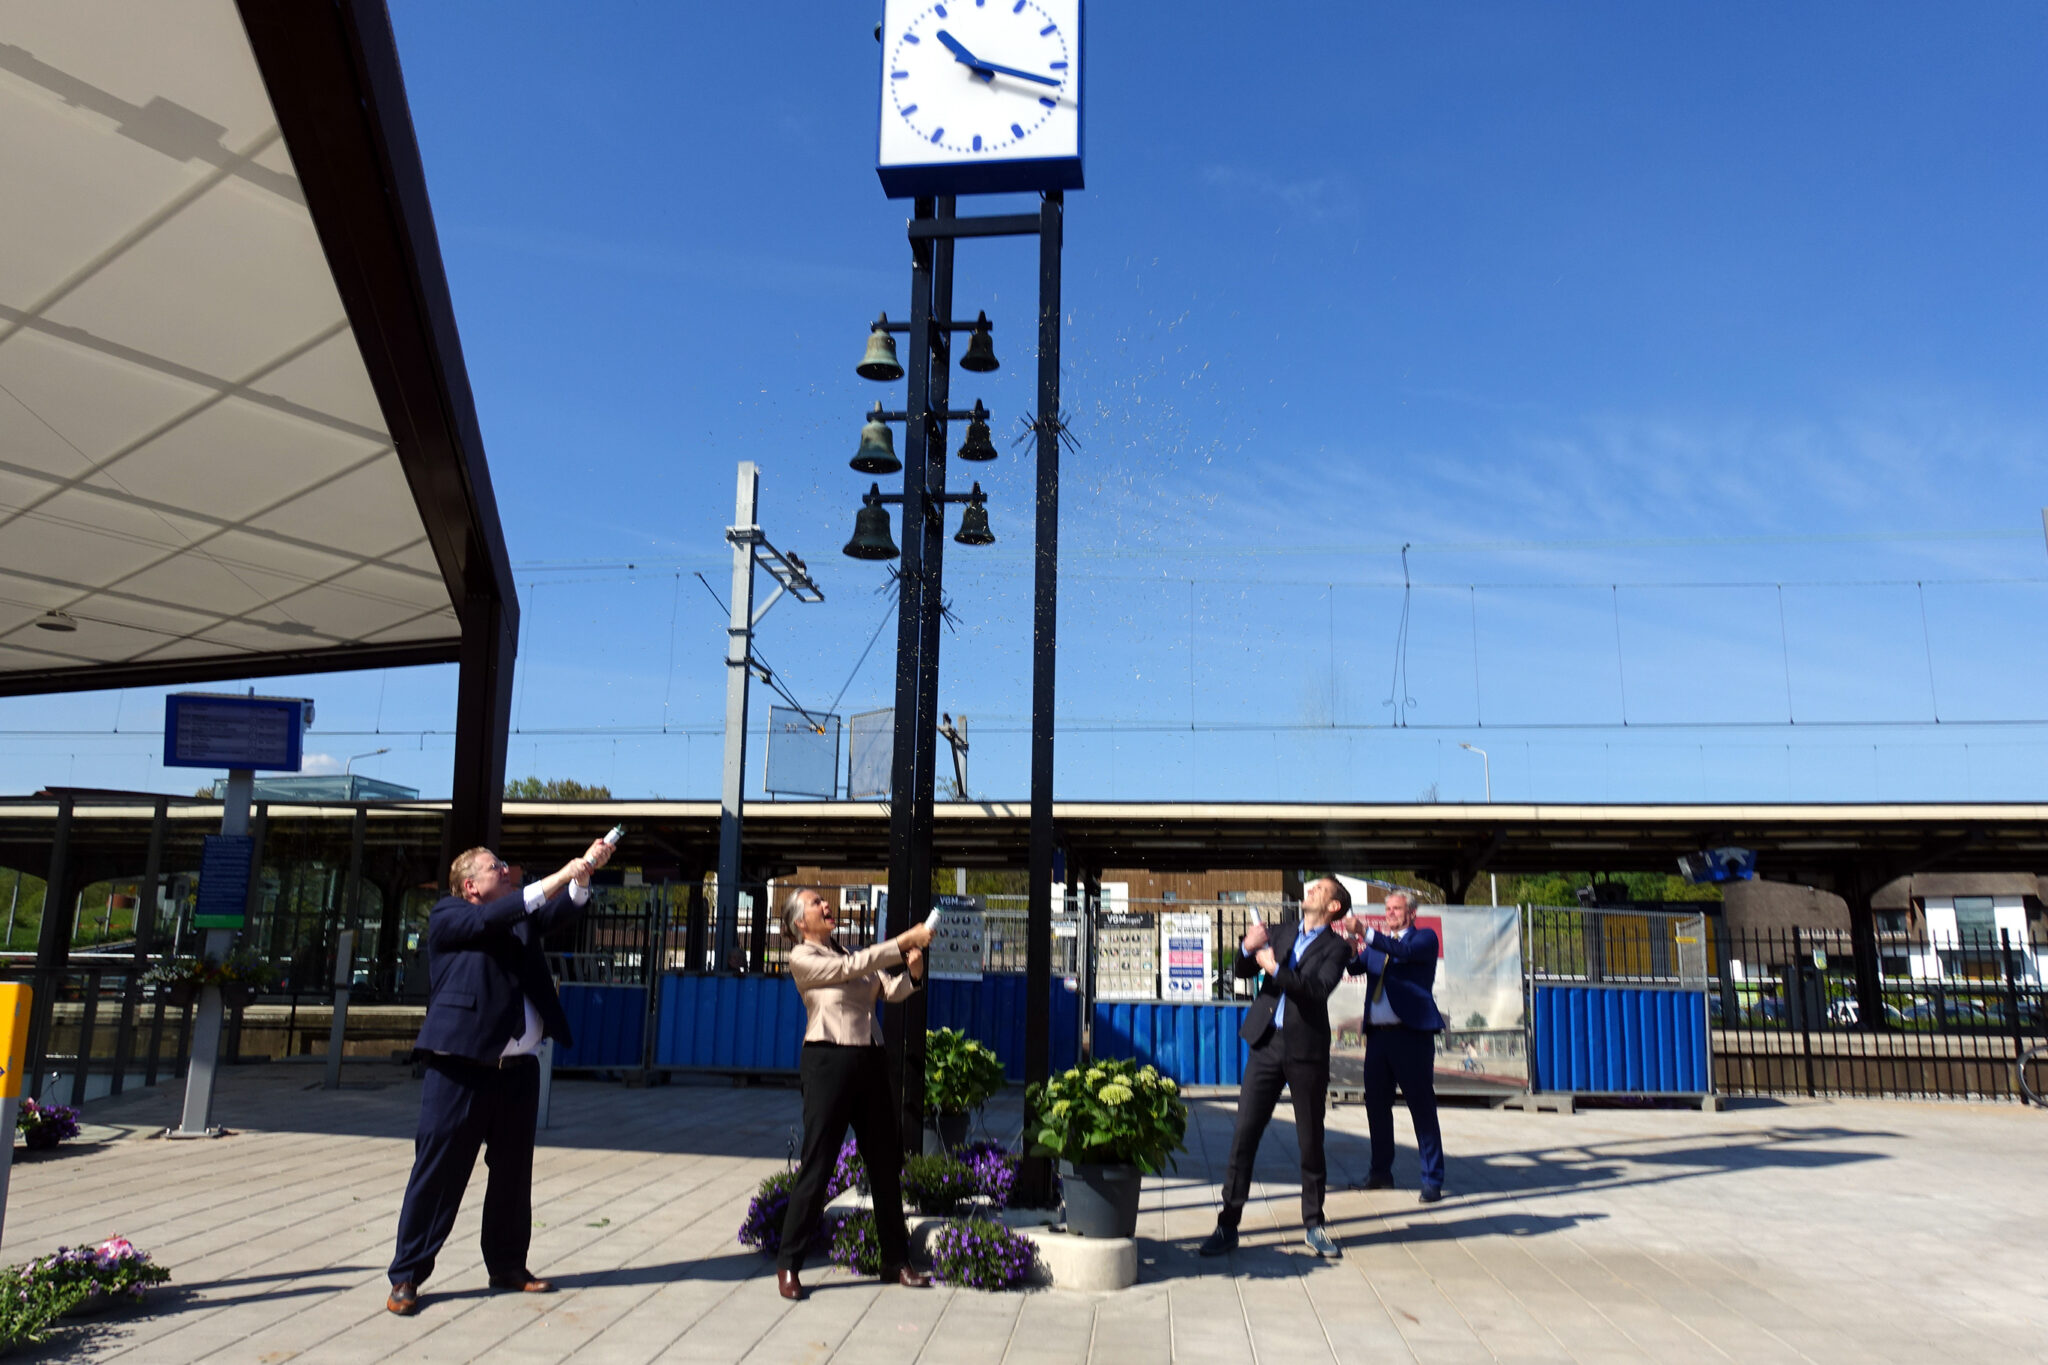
<box><xmin>1160</xmin><ymin>912</ymin><xmax>1213</xmax><ymax>1001</ymax></box>
<box><xmin>928</xmin><ymin>894</ymin><xmax>985</xmax><ymax>981</ymax></box>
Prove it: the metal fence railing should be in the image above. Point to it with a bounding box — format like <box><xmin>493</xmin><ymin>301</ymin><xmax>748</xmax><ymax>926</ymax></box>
<box><xmin>1712</xmin><ymin>925</ymin><xmax>2047</xmax><ymax>1101</ymax></box>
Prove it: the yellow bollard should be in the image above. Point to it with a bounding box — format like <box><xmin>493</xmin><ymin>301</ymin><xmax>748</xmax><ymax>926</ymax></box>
<box><xmin>0</xmin><ymin>982</ymin><xmax>33</xmax><ymax>1249</ymax></box>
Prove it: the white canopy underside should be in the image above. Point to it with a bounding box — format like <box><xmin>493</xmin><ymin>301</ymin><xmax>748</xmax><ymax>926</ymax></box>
<box><xmin>0</xmin><ymin>0</ymin><xmax>457</xmax><ymax>678</ymax></box>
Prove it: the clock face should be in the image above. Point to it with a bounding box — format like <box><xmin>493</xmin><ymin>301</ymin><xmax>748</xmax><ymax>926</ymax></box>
<box><xmin>877</xmin><ymin>0</ymin><xmax>1083</xmax><ymax>198</ymax></box>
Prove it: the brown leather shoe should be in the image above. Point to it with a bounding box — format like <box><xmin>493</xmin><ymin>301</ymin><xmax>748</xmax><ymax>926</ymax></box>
<box><xmin>487</xmin><ymin>1270</ymin><xmax>555</xmax><ymax>1293</ymax></box>
<box><xmin>884</xmin><ymin>1266</ymin><xmax>931</xmax><ymax>1288</ymax></box>
<box><xmin>385</xmin><ymin>1281</ymin><xmax>419</xmax><ymax>1315</ymax></box>
<box><xmin>777</xmin><ymin>1267</ymin><xmax>805</xmax><ymax>1301</ymax></box>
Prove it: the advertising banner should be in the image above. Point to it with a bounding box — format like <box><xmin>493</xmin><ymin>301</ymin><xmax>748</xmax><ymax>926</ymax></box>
<box><xmin>1329</xmin><ymin>902</ymin><xmax>1527</xmax><ymax>1097</ymax></box>
<box><xmin>928</xmin><ymin>894</ymin><xmax>985</xmax><ymax>981</ymax></box>
<box><xmin>1160</xmin><ymin>912</ymin><xmax>1214</xmax><ymax>1001</ymax></box>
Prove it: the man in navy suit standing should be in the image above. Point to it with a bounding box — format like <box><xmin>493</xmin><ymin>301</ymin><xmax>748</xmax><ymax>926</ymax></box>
<box><xmin>385</xmin><ymin>835</ymin><xmax>614</xmax><ymax>1316</ymax></box>
<box><xmin>1199</xmin><ymin>876</ymin><xmax>1356</xmax><ymax>1259</ymax></box>
<box><xmin>1341</xmin><ymin>890</ymin><xmax>1449</xmax><ymax>1203</ymax></box>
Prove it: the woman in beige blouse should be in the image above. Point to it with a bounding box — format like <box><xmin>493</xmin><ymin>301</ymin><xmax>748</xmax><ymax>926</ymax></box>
<box><xmin>774</xmin><ymin>887</ymin><xmax>934</xmax><ymax>1301</ymax></box>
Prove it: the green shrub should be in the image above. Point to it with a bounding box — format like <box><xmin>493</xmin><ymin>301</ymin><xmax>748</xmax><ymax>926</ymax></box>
<box><xmin>900</xmin><ymin>1153</ymin><xmax>977</xmax><ymax>1215</ymax></box>
<box><xmin>1026</xmin><ymin>1058</ymin><xmax>1188</xmax><ymax>1175</ymax></box>
<box><xmin>925</xmin><ymin>1028</ymin><xmax>1005</xmax><ymax>1116</ymax></box>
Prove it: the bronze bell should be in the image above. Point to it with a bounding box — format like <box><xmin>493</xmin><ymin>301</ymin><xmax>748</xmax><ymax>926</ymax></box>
<box><xmin>843</xmin><ymin>485</ymin><xmax>900</xmax><ymax>560</ymax></box>
<box><xmin>850</xmin><ymin>404</ymin><xmax>900</xmax><ymax>474</ymax></box>
<box><xmin>958</xmin><ymin>310</ymin><xmax>999</xmax><ymax>373</ymax></box>
<box><xmin>957</xmin><ymin>401</ymin><xmax>996</xmax><ymax>461</ymax></box>
<box><xmin>857</xmin><ymin>317</ymin><xmax>904</xmax><ymax>382</ymax></box>
<box><xmin>953</xmin><ymin>484</ymin><xmax>995</xmax><ymax>546</ymax></box>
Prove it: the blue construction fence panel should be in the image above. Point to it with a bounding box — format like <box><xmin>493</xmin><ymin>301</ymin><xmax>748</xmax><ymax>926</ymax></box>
<box><xmin>1091</xmin><ymin>1001</ymin><xmax>1250</xmax><ymax>1086</ymax></box>
<box><xmin>654</xmin><ymin>973</ymin><xmax>808</xmax><ymax>1071</ymax></box>
<box><xmin>923</xmin><ymin>976</ymin><xmax>1081</xmax><ymax>1080</ymax></box>
<box><xmin>650</xmin><ymin>973</ymin><xmax>1082</xmax><ymax>1077</ymax></box>
<box><xmin>649</xmin><ymin>974</ymin><xmax>1256</xmax><ymax>1087</ymax></box>
<box><xmin>1530</xmin><ymin>985</ymin><xmax>1709</xmax><ymax>1093</ymax></box>
<box><xmin>553</xmin><ymin>983</ymin><xmax>647</xmax><ymax>1069</ymax></box>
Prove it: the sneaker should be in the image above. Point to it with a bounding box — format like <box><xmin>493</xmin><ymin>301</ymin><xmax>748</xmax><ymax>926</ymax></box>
<box><xmin>1197</xmin><ymin>1225</ymin><xmax>1239</xmax><ymax>1257</ymax></box>
<box><xmin>1304</xmin><ymin>1225</ymin><xmax>1341</xmax><ymax>1258</ymax></box>
<box><xmin>1418</xmin><ymin>1186</ymin><xmax>1444</xmax><ymax>1204</ymax></box>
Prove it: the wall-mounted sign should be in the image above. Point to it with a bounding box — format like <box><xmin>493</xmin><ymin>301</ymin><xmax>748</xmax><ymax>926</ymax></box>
<box><xmin>1160</xmin><ymin>912</ymin><xmax>1213</xmax><ymax>1002</ymax></box>
<box><xmin>1094</xmin><ymin>909</ymin><xmax>1156</xmax><ymax>1000</ymax></box>
<box><xmin>928</xmin><ymin>894</ymin><xmax>986</xmax><ymax>981</ymax></box>
<box><xmin>163</xmin><ymin>693</ymin><xmax>309</xmax><ymax>771</ymax></box>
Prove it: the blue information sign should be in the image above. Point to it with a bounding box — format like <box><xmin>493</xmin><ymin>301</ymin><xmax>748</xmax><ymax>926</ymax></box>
<box><xmin>163</xmin><ymin>694</ymin><xmax>307</xmax><ymax>771</ymax></box>
<box><xmin>193</xmin><ymin>835</ymin><xmax>255</xmax><ymax>929</ymax></box>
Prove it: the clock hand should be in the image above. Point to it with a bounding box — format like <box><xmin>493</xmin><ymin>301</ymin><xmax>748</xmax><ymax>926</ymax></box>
<box><xmin>961</xmin><ymin>58</ymin><xmax>1062</xmax><ymax>88</ymax></box>
<box><xmin>933</xmin><ymin>29</ymin><xmax>989</xmax><ymax>71</ymax></box>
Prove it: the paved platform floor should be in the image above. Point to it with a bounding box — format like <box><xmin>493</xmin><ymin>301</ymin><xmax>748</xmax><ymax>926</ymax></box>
<box><xmin>11</xmin><ymin>1062</ymin><xmax>2047</xmax><ymax>1363</ymax></box>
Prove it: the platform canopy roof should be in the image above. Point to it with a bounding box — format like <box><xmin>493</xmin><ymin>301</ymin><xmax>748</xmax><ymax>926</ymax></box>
<box><xmin>4</xmin><ymin>798</ymin><xmax>2045</xmax><ymax>891</ymax></box>
<box><xmin>0</xmin><ymin>0</ymin><xmax>514</xmax><ymax>696</ymax></box>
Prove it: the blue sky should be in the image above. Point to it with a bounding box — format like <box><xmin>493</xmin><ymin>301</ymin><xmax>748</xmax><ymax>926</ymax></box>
<box><xmin>6</xmin><ymin>1</ymin><xmax>2048</xmax><ymax>804</ymax></box>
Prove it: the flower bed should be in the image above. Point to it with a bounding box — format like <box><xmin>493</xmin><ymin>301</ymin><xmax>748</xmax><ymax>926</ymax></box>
<box><xmin>736</xmin><ymin>1171</ymin><xmax>794</xmax><ymax>1253</ymax></box>
<box><xmin>929</xmin><ymin>1216</ymin><xmax>1035</xmax><ymax>1290</ymax></box>
<box><xmin>955</xmin><ymin>1140</ymin><xmax>1017</xmax><ymax>1210</ymax></box>
<box><xmin>0</xmin><ymin>1237</ymin><xmax>169</xmax><ymax>1352</ymax></box>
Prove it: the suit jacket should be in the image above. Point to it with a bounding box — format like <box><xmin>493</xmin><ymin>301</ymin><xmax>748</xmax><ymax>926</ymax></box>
<box><xmin>788</xmin><ymin>938</ymin><xmax>919</xmax><ymax>1045</ymax></box>
<box><xmin>412</xmin><ymin>887</ymin><xmax>586</xmax><ymax>1063</ymax></box>
<box><xmin>1347</xmin><ymin>925</ymin><xmax>1449</xmax><ymax>1032</ymax></box>
<box><xmin>1236</xmin><ymin>919</ymin><xmax>1352</xmax><ymax>1063</ymax></box>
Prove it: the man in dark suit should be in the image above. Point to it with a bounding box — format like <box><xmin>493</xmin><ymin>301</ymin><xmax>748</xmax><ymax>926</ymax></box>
<box><xmin>1342</xmin><ymin>890</ymin><xmax>1449</xmax><ymax>1202</ymax></box>
<box><xmin>1199</xmin><ymin>876</ymin><xmax>1356</xmax><ymax>1259</ymax></box>
<box><xmin>385</xmin><ymin>835</ymin><xmax>614</xmax><ymax>1316</ymax></box>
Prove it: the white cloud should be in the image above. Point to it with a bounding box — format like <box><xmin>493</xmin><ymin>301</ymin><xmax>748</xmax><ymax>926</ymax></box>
<box><xmin>300</xmin><ymin>752</ymin><xmax>342</xmax><ymax>775</ymax></box>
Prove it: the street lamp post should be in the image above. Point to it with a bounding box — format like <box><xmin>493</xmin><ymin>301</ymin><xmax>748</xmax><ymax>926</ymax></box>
<box><xmin>343</xmin><ymin>747</ymin><xmax>389</xmax><ymax>779</ymax></box>
<box><xmin>1459</xmin><ymin>742</ymin><xmax>1498</xmax><ymax>906</ymax></box>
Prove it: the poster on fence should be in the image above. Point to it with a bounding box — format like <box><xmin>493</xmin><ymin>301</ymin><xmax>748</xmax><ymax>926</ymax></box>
<box><xmin>1094</xmin><ymin>910</ymin><xmax>1158</xmax><ymax>1000</ymax></box>
<box><xmin>1327</xmin><ymin>897</ymin><xmax>1527</xmax><ymax>1097</ymax></box>
<box><xmin>927</xmin><ymin>894</ymin><xmax>985</xmax><ymax>981</ymax></box>
<box><xmin>1160</xmin><ymin>912</ymin><xmax>1213</xmax><ymax>1001</ymax></box>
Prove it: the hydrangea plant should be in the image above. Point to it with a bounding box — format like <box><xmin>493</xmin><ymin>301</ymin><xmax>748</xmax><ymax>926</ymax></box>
<box><xmin>924</xmin><ymin>1028</ymin><xmax>1006</xmax><ymax>1116</ymax></box>
<box><xmin>1025</xmin><ymin>1058</ymin><xmax>1188</xmax><ymax>1174</ymax></box>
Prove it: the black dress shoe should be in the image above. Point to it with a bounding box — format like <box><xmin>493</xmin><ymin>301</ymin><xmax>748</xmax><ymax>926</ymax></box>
<box><xmin>487</xmin><ymin>1270</ymin><xmax>555</xmax><ymax>1293</ymax></box>
<box><xmin>777</xmin><ymin>1268</ymin><xmax>805</xmax><ymax>1301</ymax></box>
<box><xmin>1197</xmin><ymin>1225</ymin><xmax>1238</xmax><ymax>1257</ymax></box>
<box><xmin>385</xmin><ymin>1281</ymin><xmax>419</xmax><ymax>1316</ymax></box>
<box><xmin>1418</xmin><ymin>1186</ymin><xmax>1444</xmax><ymax>1204</ymax></box>
<box><xmin>884</xmin><ymin>1266</ymin><xmax>931</xmax><ymax>1288</ymax></box>
<box><xmin>1360</xmin><ymin>1173</ymin><xmax>1395</xmax><ymax>1190</ymax></box>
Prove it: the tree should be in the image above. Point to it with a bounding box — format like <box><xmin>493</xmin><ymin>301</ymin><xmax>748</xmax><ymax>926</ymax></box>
<box><xmin>504</xmin><ymin>777</ymin><xmax>613</xmax><ymax>800</ymax></box>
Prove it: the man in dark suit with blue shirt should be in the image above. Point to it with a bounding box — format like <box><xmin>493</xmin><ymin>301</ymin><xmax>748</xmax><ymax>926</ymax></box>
<box><xmin>1199</xmin><ymin>876</ymin><xmax>1356</xmax><ymax>1259</ymax></box>
<box><xmin>385</xmin><ymin>835</ymin><xmax>614</xmax><ymax>1316</ymax></box>
<box><xmin>1341</xmin><ymin>890</ymin><xmax>1448</xmax><ymax>1203</ymax></box>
